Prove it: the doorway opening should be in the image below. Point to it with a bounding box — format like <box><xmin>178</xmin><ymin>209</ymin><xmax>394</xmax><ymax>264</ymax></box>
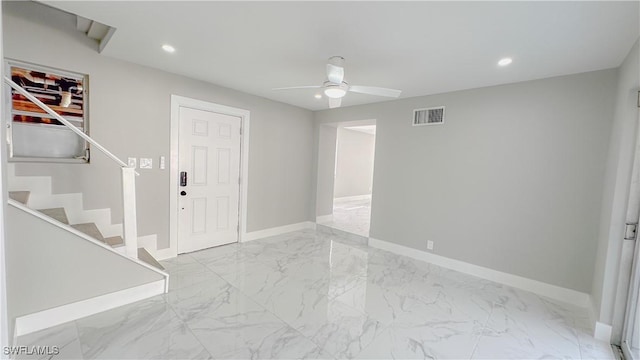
<box><xmin>316</xmin><ymin>120</ymin><xmax>376</xmax><ymax>237</ymax></box>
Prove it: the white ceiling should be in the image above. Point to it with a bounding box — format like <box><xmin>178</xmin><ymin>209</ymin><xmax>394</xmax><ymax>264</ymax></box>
<box><xmin>43</xmin><ymin>1</ymin><xmax>639</xmax><ymax>111</ymax></box>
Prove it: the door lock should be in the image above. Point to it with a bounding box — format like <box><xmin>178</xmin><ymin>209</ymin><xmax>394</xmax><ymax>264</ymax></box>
<box><xmin>180</xmin><ymin>191</ymin><xmax>187</xmax><ymax>196</ymax></box>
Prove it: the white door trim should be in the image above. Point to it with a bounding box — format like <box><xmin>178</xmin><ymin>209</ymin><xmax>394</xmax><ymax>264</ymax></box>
<box><xmin>169</xmin><ymin>95</ymin><xmax>250</xmax><ymax>258</ymax></box>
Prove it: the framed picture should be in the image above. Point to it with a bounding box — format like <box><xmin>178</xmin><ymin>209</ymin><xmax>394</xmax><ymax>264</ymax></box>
<box><xmin>5</xmin><ymin>59</ymin><xmax>90</xmax><ymax>162</ymax></box>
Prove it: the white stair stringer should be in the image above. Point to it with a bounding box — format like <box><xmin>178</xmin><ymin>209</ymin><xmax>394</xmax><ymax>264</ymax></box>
<box><xmin>7</xmin><ymin>164</ymin><xmax>141</xmax><ymax>243</ymax></box>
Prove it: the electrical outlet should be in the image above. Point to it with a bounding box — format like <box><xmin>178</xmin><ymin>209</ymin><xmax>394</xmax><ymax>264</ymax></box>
<box><xmin>427</xmin><ymin>240</ymin><xmax>434</xmax><ymax>250</ymax></box>
<box><xmin>159</xmin><ymin>156</ymin><xmax>166</xmax><ymax>170</ymax></box>
<box><xmin>140</xmin><ymin>158</ymin><xmax>153</xmax><ymax>169</ymax></box>
<box><xmin>127</xmin><ymin>157</ymin><xmax>137</xmax><ymax>168</ymax></box>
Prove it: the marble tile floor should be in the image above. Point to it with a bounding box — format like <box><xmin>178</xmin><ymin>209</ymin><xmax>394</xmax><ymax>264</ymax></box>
<box><xmin>16</xmin><ymin>229</ymin><xmax>615</xmax><ymax>359</ymax></box>
<box><xmin>317</xmin><ymin>196</ymin><xmax>371</xmax><ymax>237</ymax></box>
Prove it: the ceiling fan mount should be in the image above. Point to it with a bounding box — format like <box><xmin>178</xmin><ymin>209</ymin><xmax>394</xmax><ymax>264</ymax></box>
<box><xmin>273</xmin><ymin>56</ymin><xmax>401</xmax><ymax>108</ymax></box>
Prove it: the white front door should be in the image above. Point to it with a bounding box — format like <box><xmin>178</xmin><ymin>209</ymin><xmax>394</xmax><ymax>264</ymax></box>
<box><xmin>178</xmin><ymin>106</ymin><xmax>241</xmax><ymax>253</ymax></box>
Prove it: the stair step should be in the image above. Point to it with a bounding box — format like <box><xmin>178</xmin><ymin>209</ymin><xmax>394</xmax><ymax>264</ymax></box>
<box><xmin>9</xmin><ymin>191</ymin><xmax>30</xmax><ymax>205</ymax></box>
<box><xmin>104</xmin><ymin>236</ymin><xmax>124</xmax><ymax>247</ymax></box>
<box><xmin>38</xmin><ymin>208</ymin><xmax>69</xmax><ymax>224</ymax></box>
<box><xmin>138</xmin><ymin>248</ymin><xmax>164</xmax><ymax>271</ymax></box>
<box><xmin>71</xmin><ymin>223</ymin><xmax>104</xmax><ymax>242</ymax></box>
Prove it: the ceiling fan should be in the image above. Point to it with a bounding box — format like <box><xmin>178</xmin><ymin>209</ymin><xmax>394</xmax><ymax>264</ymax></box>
<box><xmin>272</xmin><ymin>56</ymin><xmax>402</xmax><ymax>108</ymax></box>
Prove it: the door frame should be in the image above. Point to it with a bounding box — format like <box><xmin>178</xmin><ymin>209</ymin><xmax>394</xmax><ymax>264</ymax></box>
<box><xmin>314</xmin><ymin>119</ymin><xmax>376</xmax><ymax>223</ymax></box>
<box><xmin>621</xmin><ymin>106</ymin><xmax>640</xmax><ymax>359</ymax></box>
<box><xmin>168</xmin><ymin>95</ymin><xmax>250</xmax><ymax>258</ymax></box>
<box><xmin>621</xmin><ymin>231</ymin><xmax>639</xmax><ymax>359</ymax></box>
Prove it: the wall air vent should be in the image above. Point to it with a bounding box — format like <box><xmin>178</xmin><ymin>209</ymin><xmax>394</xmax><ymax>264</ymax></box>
<box><xmin>413</xmin><ymin>106</ymin><xmax>445</xmax><ymax>126</ymax></box>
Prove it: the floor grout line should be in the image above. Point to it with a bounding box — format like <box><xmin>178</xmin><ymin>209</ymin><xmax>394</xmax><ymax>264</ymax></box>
<box><xmin>468</xmin><ymin>302</ymin><xmax>496</xmax><ymax>359</ymax></box>
<box><xmin>162</xmin><ymin>299</ymin><xmax>216</xmax><ymax>359</ymax></box>
<box><xmin>179</xmin><ymin>249</ymin><xmax>338</xmax><ymax>358</ymax></box>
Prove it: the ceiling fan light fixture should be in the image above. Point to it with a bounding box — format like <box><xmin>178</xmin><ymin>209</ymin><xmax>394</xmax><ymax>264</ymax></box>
<box><xmin>162</xmin><ymin>44</ymin><xmax>176</xmax><ymax>53</ymax></box>
<box><xmin>498</xmin><ymin>57</ymin><xmax>512</xmax><ymax>66</ymax></box>
<box><xmin>324</xmin><ymin>87</ymin><xmax>346</xmax><ymax>99</ymax></box>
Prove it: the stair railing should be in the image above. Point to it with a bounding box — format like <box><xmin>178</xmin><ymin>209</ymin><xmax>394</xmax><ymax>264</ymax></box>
<box><xmin>4</xmin><ymin>76</ymin><xmax>139</xmax><ymax>259</ymax></box>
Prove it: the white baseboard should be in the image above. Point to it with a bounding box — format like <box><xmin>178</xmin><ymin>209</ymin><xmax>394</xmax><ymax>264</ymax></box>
<box><xmin>594</xmin><ymin>321</ymin><xmax>613</xmax><ymax>343</ymax></box>
<box><xmin>147</xmin><ymin>222</ymin><xmax>318</xmax><ymax>260</ymax></box>
<box><xmin>145</xmin><ymin>247</ymin><xmax>177</xmax><ymax>261</ymax></box>
<box><xmin>334</xmin><ymin>194</ymin><xmax>371</xmax><ymax>202</ymax></box>
<box><xmin>14</xmin><ymin>280</ymin><xmax>165</xmax><ymax>337</ymax></box>
<box><xmin>368</xmin><ymin>237</ymin><xmax>591</xmax><ymax>308</ymax></box>
<box><xmin>316</xmin><ymin>214</ymin><xmax>333</xmax><ymax>223</ymax></box>
<box><xmin>242</xmin><ymin>221</ymin><xmax>316</xmax><ymax>242</ymax></box>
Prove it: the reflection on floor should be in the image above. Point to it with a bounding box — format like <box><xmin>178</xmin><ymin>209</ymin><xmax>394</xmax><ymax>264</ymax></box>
<box><xmin>15</xmin><ymin>229</ymin><xmax>614</xmax><ymax>359</ymax></box>
<box><xmin>318</xmin><ymin>195</ymin><xmax>371</xmax><ymax>237</ymax></box>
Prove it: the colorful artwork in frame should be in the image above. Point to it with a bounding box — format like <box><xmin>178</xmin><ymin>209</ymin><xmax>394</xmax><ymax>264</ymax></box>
<box><xmin>6</xmin><ymin>60</ymin><xmax>89</xmax><ymax>161</ymax></box>
<box><xmin>9</xmin><ymin>61</ymin><xmax>86</xmax><ymax>128</ymax></box>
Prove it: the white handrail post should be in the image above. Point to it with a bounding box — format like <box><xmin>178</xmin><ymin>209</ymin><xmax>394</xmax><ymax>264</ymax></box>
<box><xmin>121</xmin><ymin>167</ymin><xmax>138</xmax><ymax>258</ymax></box>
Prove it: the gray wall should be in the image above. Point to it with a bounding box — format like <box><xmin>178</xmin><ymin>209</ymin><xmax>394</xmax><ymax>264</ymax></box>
<box><xmin>315</xmin><ymin>69</ymin><xmax>617</xmax><ymax>292</ymax></box>
<box><xmin>591</xmin><ymin>39</ymin><xmax>639</xmax><ymax>334</ymax></box>
<box><xmin>315</xmin><ymin>125</ymin><xmax>337</xmax><ymax>217</ymax></box>
<box><xmin>3</xmin><ymin>1</ymin><xmax>315</xmax><ymax>249</ymax></box>
<box><xmin>334</xmin><ymin>128</ymin><xmax>375</xmax><ymax>198</ymax></box>
<box><xmin>5</xmin><ymin>205</ymin><xmax>164</xmax><ymax>323</ymax></box>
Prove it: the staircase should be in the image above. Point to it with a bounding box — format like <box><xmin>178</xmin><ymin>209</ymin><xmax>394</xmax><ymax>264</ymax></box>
<box><xmin>8</xmin><ymin>179</ymin><xmax>162</xmax><ymax>271</ymax></box>
<box><xmin>4</xmin><ymin>75</ymin><xmax>169</xmax><ymax>338</ymax></box>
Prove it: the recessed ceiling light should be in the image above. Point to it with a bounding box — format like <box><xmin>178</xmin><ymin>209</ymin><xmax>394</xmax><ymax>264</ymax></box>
<box><xmin>314</xmin><ymin>94</ymin><xmax>322</xmax><ymax>99</ymax></box>
<box><xmin>498</xmin><ymin>57</ymin><xmax>513</xmax><ymax>66</ymax></box>
<box><xmin>162</xmin><ymin>44</ymin><xmax>176</xmax><ymax>53</ymax></box>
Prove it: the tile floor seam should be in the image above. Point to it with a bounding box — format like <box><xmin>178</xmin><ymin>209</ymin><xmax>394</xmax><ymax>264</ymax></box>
<box><xmin>234</xmin><ymin>263</ymin><xmax>371</xmax><ymax>359</ymax></box>
<box><xmin>467</xmin><ymin>302</ymin><xmax>496</xmax><ymax>359</ymax></box>
<box><xmin>194</xmin><ymin>261</ymin><xmax>337</xmax><ymax>359</ymax></box>
<box><xmin>71</xmin><ymin>319</ymin><xmax>85</xmax><ymax>360</ymax></box>
<box><xmin>163</xmin><ymin>299</ymin><xmax>216</xmax><ymax>360</ymax></box>
<box><xmin>575</xmin><ymin>324</ymin><xmax>592</xmax><ymax>360</ymax></box>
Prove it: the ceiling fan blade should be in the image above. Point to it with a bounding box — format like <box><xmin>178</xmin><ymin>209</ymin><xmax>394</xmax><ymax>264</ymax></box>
<box><xmin>328</xmin><ymin>97</ymin><xmax>342</xmax><ymax>109</ymax></box>
<box><xmin>326</xmin><ymin>64</ymin><xmax>344</xmax><ymax>84</ymax></box>
<box><xmin>349</xmin><ymin>85</ymin><xmax>402</xmax><ymax>98</ymax></box>
<box><xmin>272</xmin><ymin>85</ymin><xmax>321</xmax><ymax>91</ymax></box>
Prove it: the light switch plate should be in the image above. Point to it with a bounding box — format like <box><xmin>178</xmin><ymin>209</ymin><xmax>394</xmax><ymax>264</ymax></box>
<box><xmin>140</xmin><ymin>158</ymin><xmax>153</xmax><ymax>169</ymax></box>
<box><xmin>127</xmin><ymin>157</ymin><xmax>137</xmax><ymax>168</ymax></box>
